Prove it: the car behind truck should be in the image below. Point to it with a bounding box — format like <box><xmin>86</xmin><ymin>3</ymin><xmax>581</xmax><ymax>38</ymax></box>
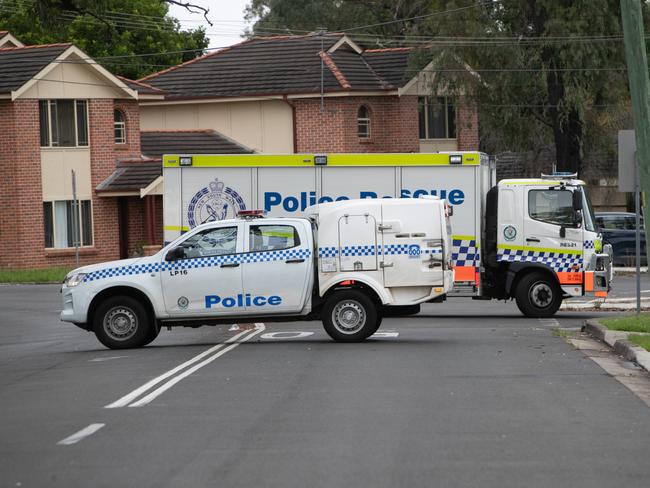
<box><xmin>61</xmin><ymin>198</ymin><xmax>453</xmax><ymax>348</ymax></box>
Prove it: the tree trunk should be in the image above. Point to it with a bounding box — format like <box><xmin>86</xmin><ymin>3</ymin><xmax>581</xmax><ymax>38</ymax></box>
<box><xmin>552</xmin><ymin>108</ymin><xmax>583</xmax><ymax>174</ymax></box>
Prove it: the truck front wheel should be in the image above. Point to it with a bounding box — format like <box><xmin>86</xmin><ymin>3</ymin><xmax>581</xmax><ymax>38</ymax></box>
<box><xmin>93</xmin><ymin>296</ymin><xmax>152</xmax><ymax>349</ymax></box>
<box><xmin>322</xmin><ymin>290</ymin><xmax>380</xmax><ymax>342</ymax></box>
<box><xmin>515</xmin><ymin>272</ymin><xmax>562</xmax><ymax>318</ymax></box>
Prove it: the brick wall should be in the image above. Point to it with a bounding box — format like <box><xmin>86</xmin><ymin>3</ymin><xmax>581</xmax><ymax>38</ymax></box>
<box><xmin>456</xmin><ymin>98</ymin><xmax>479</xmax><ymax>151</ymax></box>
<box><xmin>293</xmin><ymin>95</ymin><xmax>420</xmax><ymax>153</ymax></box>
<box><xmin>0</xmin><ymin>99</ymin><xmax>43</xmax><ymax>268</ymax></box>
<box><xmin>114</xmin><ymin>100</ymin><xmax>141</xmax><ymax>158</ymax></box>
<box><xmin>293</xmin><ymin>94</ymin><xmax>478</xmax><ymax>153</ymax></box>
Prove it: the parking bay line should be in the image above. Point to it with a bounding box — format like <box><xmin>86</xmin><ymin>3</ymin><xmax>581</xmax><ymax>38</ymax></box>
<box><xmin>105</xmin><ymin>324</ymin><xmax>265</xmax><ymax>409</ymax></box>
<box><xmin>57</xmin><ymin>423</ymin><xmax>105</xmax><ymax>445</ymax></box>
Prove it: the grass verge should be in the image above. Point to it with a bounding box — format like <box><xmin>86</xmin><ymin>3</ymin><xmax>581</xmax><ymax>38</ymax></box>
<box><xmin>628</xmin><ymin>334</ymin><xmax>650</xmax><ymax>352</ymax></box>
<box><xmin>0</xmin><ymin>267</ymin><xmax>71</xmax><ymax>283</ymax></box>
<box><xmin>601</xmin><ymin>314</ymin><xmax>650</xmax><ymax>334</ymax></box>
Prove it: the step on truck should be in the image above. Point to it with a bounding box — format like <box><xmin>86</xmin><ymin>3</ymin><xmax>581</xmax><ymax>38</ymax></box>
<box><xmin>159</xmin><ymin>152</ymin><xmax>612</xmax><ymax>314</ymax></box>
<box><xmin>61</xmin><ymin>197</ymin><xmax>454</xmax><ymax>349</ymax></box>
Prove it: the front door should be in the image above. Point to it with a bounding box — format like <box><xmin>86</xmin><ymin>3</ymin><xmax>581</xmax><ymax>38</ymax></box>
<box><xmin>524</xmin><ymin>187</ymin><xmax>583</xmax><ymax>280</ymax></box>
<box><xmin>160</xmin><ymin>224</ymin><xmax>244</xmax><ymax>316</ymax></box>
<box><xmin>242</xmin><ymin>222</ymin><xmax>311</xmax><ymax>314</ymax></box>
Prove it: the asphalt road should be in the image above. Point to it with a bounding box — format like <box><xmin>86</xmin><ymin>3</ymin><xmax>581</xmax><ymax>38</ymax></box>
<box><xmin>1</xmin><ymin>284</ymin><xmax>650</xmax><ymax>488</ymax></box>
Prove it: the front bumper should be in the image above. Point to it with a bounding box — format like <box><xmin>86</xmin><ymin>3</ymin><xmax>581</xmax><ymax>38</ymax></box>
<box><xmin>60</xmin><ymin>284</ymin><xmax>91</xmax><ymax>324</ymax></box>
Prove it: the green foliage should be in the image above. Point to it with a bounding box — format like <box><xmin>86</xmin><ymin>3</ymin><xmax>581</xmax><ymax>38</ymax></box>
<box><xmin>0</xmin><ymin>266</ymin><xmax>71</xmax><ymax>283</ymax></box>
<box><xmin>602</xmin><ymin>314</ymin><xmax>650</xmax><ymax>333</ymax></box>
<box><xmin>0</xmin><ymin>0</ymin><xmax>209</xmax><ymax>79</ymax></box>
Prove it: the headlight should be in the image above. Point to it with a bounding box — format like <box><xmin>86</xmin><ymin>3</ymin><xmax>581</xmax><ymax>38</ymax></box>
<box><xmin>65</xmin><ymin>273</ymin><xmax>87</xmax><ymax>287</ymax></box>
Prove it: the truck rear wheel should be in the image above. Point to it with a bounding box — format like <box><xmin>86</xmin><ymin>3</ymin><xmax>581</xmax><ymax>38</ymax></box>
<box><xmin>93</xmin><ymin>296</ymin><xmax>152</xmax><ymax>349</ymax></box>
<box><xmin>515</xmin><ymin>272</ymin><xmax>562</xmax><ymax>318</ymax></box>
<box><xmin>322</xmin><ymin>290</ymin><xmax>380</xmax><ymax>342</ymax></box>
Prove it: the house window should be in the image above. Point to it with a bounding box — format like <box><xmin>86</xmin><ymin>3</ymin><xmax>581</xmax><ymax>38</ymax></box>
<box><xmin>114</xmin><ymin>109</ymin><xmax>126</xmax><ymax>144</ymax></box>
<box><xmin>418</xmin><ymin>97</ymin><xmax>456</xmax><ymax>139</ymax></box>
<box><xmin>39</xmin><ymin>100</ymin><xmax>89</xmax><ymax>147</ymax></box>
<box><xmin>357</xmin><ymin>105</ymin><xmax>371</xmax><ymax>139</ymax></box>
<box><xmin>43</xmin><ymin>200</ymin><xmax>93</xmax><ymax>248</ymax></box>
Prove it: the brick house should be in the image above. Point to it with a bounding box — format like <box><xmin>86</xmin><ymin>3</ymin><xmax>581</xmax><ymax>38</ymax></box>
<box><xmin>138</xmin><ymin>34</ymin><xmax>479</xmax><ymax>154</ymax></box>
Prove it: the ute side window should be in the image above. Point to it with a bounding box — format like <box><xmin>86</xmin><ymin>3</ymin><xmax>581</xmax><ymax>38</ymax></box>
<box><xmin>528</xmin><ymin>190</ymin><xmax>575</xmax><ymax>226</ymax></box>
<box><xmin>249</xmin><ymin>225</ymin><xmax>300</xmax><ymax>252</ymax></box>
<box><xmin>180</xmin><ymin>227</ymin><xmax>238</xmax><ymax>259</ymax></box>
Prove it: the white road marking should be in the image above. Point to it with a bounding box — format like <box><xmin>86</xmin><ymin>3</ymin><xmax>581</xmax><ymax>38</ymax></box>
<box><xmin>128</xmin><ymin>324</ymin><xmax>265</xmax><ymax>407</ymax></box>
<box><xmin>371</xmin><ymin>332</ymin><xmax>400</xmax><ymax>338</ymax></box>
<box><xmin>57</xmin><ymin>423</ymin><xmax>105</xmax><ymax>445</ymax></box>
<box><xmin>89</xmin><ymin>356</ymin><xmax>127</xmax><ymax>362</ymax></box>
<box><xmin>229</xmin><ymin>324</ymin><xmax>240</xmax><ymax>331</ymax></box>
<box><xmin>105</xmin><ymin>327</ymin><xmax>254</xmax><ymax>409</ymax></box>
<box><xmin>261</xmin><ymin>331</ymin><xmax>314</xmax><ymax>340</ymax></box>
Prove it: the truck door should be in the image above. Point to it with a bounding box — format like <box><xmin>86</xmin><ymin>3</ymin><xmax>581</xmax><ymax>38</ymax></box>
<box><xmin>242</xmin><ymin>222</ymin><xmax>311</xmax><ymax>314</ymax></box>
<box><xmin>524</xmin><ymin>187</ymin><xmax>583</xmax><ymax>281</ymax></box>
<box><xmin>160</xmin><ymin>224</ymin><xmax>244</xmax><ymax>316</ymax></box>
<box><xmin>380</xmin><ymin>202</ymin><xmax>445</xmax><ymax>287</ymax></box>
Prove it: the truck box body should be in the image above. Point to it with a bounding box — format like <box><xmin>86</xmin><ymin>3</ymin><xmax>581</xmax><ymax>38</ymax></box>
<box><xmin>162</xmin><ymin>152</ymin><xmax>492</xmax><ymax>293</ymax></box>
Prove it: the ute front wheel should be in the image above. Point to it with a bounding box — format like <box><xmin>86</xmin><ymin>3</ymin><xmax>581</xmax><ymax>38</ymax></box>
<box><xmin>93</xmin><ymin>296</ymin><xmax>152</xmax><ymax>349</ymax></box>
<box><xmin>515</xmin><ymin>272</ymin><xmax>562</xmax><ymax>318</ymax></box>
<box><xmin>322</xmin><ymin>290</ymin><xmax>380</xmax><ymax>342</ymax></box>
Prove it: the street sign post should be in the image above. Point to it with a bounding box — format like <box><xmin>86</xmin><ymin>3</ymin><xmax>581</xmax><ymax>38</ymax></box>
<box><xmin>619</xmin><ymin>130</ymin><xmax>640</xmax><ymax>314</ymax></box>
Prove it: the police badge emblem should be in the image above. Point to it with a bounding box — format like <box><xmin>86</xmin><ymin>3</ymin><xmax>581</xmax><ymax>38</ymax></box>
<box><xmin>187</xmin><ymin>179</ymin><xmax>246</xmax><ymax>228</ymax></box>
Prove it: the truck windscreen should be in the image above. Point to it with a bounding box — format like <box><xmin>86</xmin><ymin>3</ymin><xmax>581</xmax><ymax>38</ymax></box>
<box><xmin>581</xmin><ymin>187</ymin><xmax>596</xmax><ymax>232</ymax></box>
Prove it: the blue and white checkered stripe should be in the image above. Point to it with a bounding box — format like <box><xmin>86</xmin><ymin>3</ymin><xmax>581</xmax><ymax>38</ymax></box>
<box><xmin>497</xmin><ymin>248</ymin><xmax>582</xmax><ymax>272</ymax></box>
<box><xmin>318</xmin><ymin>245</ymin><xmax>442</xmax><ymax>258</ymax></box>
<box><xmin>83</xmin><ymin>248</ymin><xmax>312</xmax><ymax>283</ymax></box>
<box><xmin>584</xmin><ymin>240</ymin><xmax>595</xmax><ymax>250</ymax></box>
<box><xmin>452</xmin><ymin>238</ymin><xmax>479</xmax><ymax>267</ymax></box>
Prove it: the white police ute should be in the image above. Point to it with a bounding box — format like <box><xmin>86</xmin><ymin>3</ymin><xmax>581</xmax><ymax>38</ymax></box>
<box><xmin>61</xmin><ymin>198</ymin><xmax>453</xmax><ymax>349</ymax></box>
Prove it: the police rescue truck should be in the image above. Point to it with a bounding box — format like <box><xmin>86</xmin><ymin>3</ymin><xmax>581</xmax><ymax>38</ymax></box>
<box><xmin>61</xmin><ymin>197</ymin><xmax>454</xmax><ymax>349</ymax></box>
<box><xmin>61</xmin><ymin>152</ymin><xmax>612</xmax><ymax>349</ymax></box>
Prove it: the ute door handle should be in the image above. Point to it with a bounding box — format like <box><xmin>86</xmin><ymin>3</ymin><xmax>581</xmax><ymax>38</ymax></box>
<box><xmin>526</xmin><ymin>237</ymin><xmax>541</xmax><ymax>243</ymax></box>
<box><xmin>220</xmin><ymin>262</ymin><xmax>240</xmax><ymax>268</ymax></box>
<box><xmin>286</xmin><ymin>258</ymin><xmax>305</xmax><ymax>264</ymax></box>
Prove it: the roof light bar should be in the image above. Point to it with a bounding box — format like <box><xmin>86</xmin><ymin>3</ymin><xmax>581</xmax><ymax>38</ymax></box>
<box><xmin>541</xmin><ymin>172</ymin><xmax>577</xmax><ymax>179</ymax></box>
<box><xmin>237</xmin><ymin>209</ymin><xmax>266</xmax><ymax>219</ymax></box>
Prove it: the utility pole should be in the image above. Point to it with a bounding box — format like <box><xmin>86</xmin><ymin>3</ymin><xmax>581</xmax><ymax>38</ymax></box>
<box><xmin>621</xmin><ymin>0</ymin><xmax>650</xmax><ymax>265</ymax></box>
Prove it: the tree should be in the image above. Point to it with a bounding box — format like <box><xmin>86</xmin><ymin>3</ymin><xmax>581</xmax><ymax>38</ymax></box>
<box><xmin>246</xmin><ymin>0</ymin><xmax>643</xmax><ymax>175</ymax></box>
<box><xmin>0</xmin><ymin>0</ymin><xmax>209</xmax><ymax>79</ymax></box>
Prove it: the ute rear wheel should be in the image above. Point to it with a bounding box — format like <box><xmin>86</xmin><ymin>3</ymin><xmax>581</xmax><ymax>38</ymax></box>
<box><xmin>93</xmin><ymin>296</ymin><xmax>152</xmax><ymax>349</ymax></box>
<box><xmin>515</xmin><ymin>272</ymin><xmax>562</xmax><ymax>318</ymax></box>
<box><xmin>322</xmin><ymin>290</ymin><xmax>380</xmax><ymax>342</ymax></box>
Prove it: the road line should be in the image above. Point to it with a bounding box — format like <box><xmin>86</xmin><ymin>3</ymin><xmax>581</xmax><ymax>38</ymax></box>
<box><xmin>104</xmin><ymin>328</ymin><xmax>253</xmax><ymax>409</ymax></box>
<box><xmin>57</xmin><ymin>423</ymin><xmax>105</xmax><ymax>445</ymax></box>
<box><xmin>128</xmin><ymin>323</ymin><xmax>265</xmax><ymax>408</ymax></box>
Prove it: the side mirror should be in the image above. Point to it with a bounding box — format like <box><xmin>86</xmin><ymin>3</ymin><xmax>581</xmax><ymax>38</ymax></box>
<box><xmin>572</xmin><ymin>190</ymin><xmax>583</xmax><ymax>211</ymax></box>
<box><xmin>165</xmin><ymin>246</ymin><xmax>185</xmax><ymax>261</ymax></box>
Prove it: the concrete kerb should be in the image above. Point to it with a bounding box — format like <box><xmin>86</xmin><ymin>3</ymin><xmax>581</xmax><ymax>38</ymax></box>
<box><xmin>583</xmin><ymin>319</ymin><xmax>650</xmax><ymax>372</ymax></box>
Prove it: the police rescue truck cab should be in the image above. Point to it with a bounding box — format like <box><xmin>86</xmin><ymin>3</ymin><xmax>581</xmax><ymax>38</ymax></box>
<box><xmin>61</xmin><ymin>197</ymin><xmax>454</xmax><ymax>349</ymax></box>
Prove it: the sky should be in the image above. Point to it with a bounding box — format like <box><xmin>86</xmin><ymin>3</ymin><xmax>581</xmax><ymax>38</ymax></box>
<box><xmin>168</xmin><ymin>0</ymin><xmax>252</xmax><ymax>50</ymax></box>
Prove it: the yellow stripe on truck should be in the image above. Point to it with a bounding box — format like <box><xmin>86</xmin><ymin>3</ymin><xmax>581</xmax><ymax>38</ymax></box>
<box><xmin>163</xmin><ymin>153</ymin><xmax>481</xmax><ymax>168</ymax></box>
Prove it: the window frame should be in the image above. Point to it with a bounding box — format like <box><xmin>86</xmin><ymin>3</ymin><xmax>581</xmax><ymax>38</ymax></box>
<box><xmin>177</xmin><ymin>226</ymin><xmax>239</xmax><ymax>260</ymax></box>
<box><xmin>357</xmin><ymin>105</ymin><xmax>371</xmax><ymax>139</ymax></box>
<box><xmin>44</xmin><ymin>199</ymin><xmax>94</xmax><ymax>249</ymax></box>
<box><xmin>114</xmin><ymin>109</ymin><xmax>126</xmax><ymax>144</ymax></box>
<box><xmin>39</xmin><ymin>99</ymin><xmax>89</xmax><ymax>148</ymax></box>
<box><xmin>247</xmin><ymin>224</ymin><xmax>301</xmax><ymax>253</ymax></box>
<box><xmin>527</xmin><ymin>189</ymin><xmax>577</xmax><ymax>227</ymax></box>
<box><xmin>418</xmin><ymin>96</ymin><xmax>456</xmax><ymax>140</ymax></box>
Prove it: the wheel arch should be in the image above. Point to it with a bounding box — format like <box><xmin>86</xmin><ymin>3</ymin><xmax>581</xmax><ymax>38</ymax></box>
<box><xmin>320</xmin><ymin>275</ymin><xmax>388</xmax><ymax>305</ymax></box>
<box><xmin>88</xmin><ymin>285</ymin><xmax>157</xmax><ymax>330</ymax></box>
<box><xmin>505</xmin><ymin>263</ymin><xmax>560</xmax><ymax>298</ymax></box>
